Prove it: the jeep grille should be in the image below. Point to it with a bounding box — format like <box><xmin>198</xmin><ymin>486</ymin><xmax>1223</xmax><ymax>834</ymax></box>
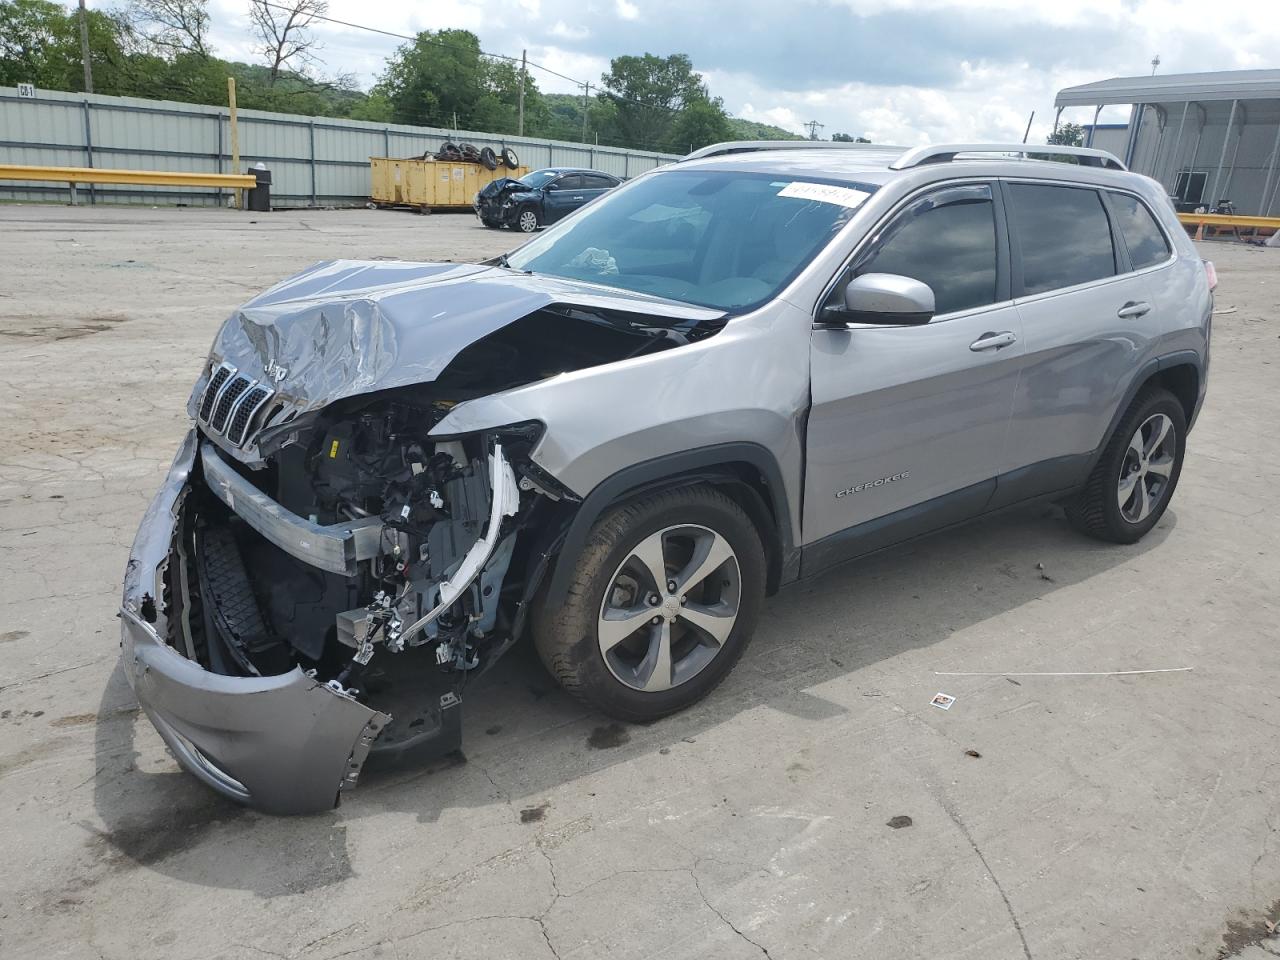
<box><xmin>197</xmin><ymin>363</ymin><xmax>274</xmax><ymax>447</ymax></box>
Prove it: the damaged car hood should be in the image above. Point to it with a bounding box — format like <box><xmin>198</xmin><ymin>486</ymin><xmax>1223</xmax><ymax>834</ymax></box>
<box><xmin>194</xmin><ymin>259</ymin><xmax>725</xmax><ymax>421</ymax></box>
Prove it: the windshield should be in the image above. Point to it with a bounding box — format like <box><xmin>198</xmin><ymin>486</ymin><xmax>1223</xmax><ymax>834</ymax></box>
<box><xmin>505</xmin><ymin>170</ymin><xmax>876</xmax><ymax>311</ymax></box>
<box><xmin>518</xmin><ymin>169</ymin><xmax>560</xmax><ymax>189</ymax></box>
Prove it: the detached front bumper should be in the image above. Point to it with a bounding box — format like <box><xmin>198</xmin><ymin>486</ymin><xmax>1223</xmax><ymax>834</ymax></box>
<box><xmin>120</xmin><ymin>429</ymin><xmax>389</xmax><ymax>816</ymax></box>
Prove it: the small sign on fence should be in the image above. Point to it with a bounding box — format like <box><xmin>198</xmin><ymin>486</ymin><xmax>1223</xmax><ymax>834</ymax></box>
<box><xmin>17</xmin><ymin>83</ymin><xmax>36</xmax><ymax>99</ymax></box>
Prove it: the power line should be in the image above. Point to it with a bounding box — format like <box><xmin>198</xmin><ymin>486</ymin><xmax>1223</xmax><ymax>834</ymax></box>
<box><xmin>257</xmin><ymin>1</ymin><xmax>681</xmax><ymax>116</ymax></box>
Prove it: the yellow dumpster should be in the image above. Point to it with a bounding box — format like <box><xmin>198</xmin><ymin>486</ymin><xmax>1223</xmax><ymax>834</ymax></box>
<box><xmin>369</xmin><ymin>157</ymin><xmax>530</xmax><ymax>211</ymax></box>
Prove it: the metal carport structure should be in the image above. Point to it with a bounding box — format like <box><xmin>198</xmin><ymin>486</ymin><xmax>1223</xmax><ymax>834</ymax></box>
<box><xmin>1055</xmin><ymin>69</ymin><xmax>1280</xmax><ymax>216</ymax></box>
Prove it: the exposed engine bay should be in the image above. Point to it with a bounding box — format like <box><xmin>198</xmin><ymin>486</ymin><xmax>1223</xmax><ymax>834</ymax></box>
<box><xmin>170</xmin><ymin>396</ymin><xmax>546</xmax><ymax>765</ymax></box>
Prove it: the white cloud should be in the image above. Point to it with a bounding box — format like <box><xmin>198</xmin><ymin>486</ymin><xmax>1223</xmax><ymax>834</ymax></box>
<box><xmin>202</xmin><ymin>0</ymin><xmax>1280</xmax><ymax>147</ymax></box>
<box><xmin>548</xmin><ymin>21</ymin><xmax>589</xmax><ymax>40</ymax></box>
<box><xmin>737</xmin><ymin>103</ymin><xmax>804</xmax><ymax>135</ymax></box>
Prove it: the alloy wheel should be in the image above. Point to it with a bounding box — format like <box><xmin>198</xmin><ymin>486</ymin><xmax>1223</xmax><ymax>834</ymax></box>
<box><xmin>597</xmin><ymin>524</ymin><xmax>741</xmax><ymax>693</ymax></box>
<box><xmin>518</xmin><ymin>210</ymin><xmax>538</xmax><ymax>232</ymax></box>
<box><xmin>1117</xmin><ymin>413</ymin><xmax>1176</xmax><ymax>523</ymax></box>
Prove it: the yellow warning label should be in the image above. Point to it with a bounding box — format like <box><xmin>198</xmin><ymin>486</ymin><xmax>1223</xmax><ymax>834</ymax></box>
<box><xmin>329</xmin><ymin>440</ymin><xmax>339</xmax><ymax>458</ymax></box>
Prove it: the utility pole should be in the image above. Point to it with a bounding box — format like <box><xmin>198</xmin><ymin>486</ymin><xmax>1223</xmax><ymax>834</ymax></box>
<box><xmin>78</xmin><ymin>0</ymin><xmax>93</xmax><ymax>94</ymax></box>
<box><xmin>517</xmin><ymin>49</ymin><xmax>527</xmax><ymax>137</ymax></box>
<box><xmin>1022</xmin><ymin>110</ymin><xmax>1035</xmax><ymax>144</ymax></box>
<box><xmin>228</xmin><ymin>77</ymin><xmax>241</xmax><ymax>208</ymax></box>
<box><xmin>803</xmin><ymin>120</ymin><xmax>824</xmax><ymax>140</ymax></box>
<box><xmin>1151</xmin><ymin>54</ymin><xmax>1161</xmax><ymax>75</ymax></box>
<box><xmin>581</xmin><ymin>82</ymin><xmax>590</xmax><ymax>143</ymax></box>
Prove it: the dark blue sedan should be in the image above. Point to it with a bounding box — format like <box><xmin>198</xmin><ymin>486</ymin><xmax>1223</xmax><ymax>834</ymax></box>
<box><xmin>474</xmin><ymin>168</ymin><xmax>622</xmax><ymax>232</ymax></box>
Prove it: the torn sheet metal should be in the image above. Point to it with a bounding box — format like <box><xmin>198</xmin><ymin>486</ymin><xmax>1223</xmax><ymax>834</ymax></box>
<box><xmin>193</xmin><ymin>260</ymin><xmax>726</xmax><ymax>431</ymax></box>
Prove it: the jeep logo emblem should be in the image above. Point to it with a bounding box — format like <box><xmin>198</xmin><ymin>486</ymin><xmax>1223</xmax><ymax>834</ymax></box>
<box><xmin>265</xmin><ymin>359</ymin><xmax>289</xmax><ymax>382</ymax></box>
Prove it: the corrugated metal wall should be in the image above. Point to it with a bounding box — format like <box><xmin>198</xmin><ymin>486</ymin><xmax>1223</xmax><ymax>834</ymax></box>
<box><xmin>0</xmin><ymin>88</ymin><xmax>680</xmax><ymax>207</ymax></box>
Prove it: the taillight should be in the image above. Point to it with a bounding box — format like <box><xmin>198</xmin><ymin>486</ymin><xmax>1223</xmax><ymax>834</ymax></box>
<box><xmin>1203</xmin><ymin>260</ymin><xmax>1217</xmax><ymax>291</ymax></box>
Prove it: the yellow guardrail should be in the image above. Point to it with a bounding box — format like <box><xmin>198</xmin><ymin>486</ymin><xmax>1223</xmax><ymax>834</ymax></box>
<box><xmin>0</xmin><ymin>163</ymin><xmax>257</xmax><ymax>190</ymax></box>
<box><xmin>1177</xmin><ymin>212</ymin><xmax>1280</xmax><ymax>231</ymax></box>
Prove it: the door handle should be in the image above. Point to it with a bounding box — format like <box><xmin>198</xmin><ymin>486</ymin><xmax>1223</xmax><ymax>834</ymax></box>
<box><xmin>572</xmin><ymin>195</ymin><xmax>584</xmax><ymax>201</ymax></box>
<box><xmin>1116</xmin><ymin>301</ymin><xmax>1151</xmax><ymax>318</ymax></box>
<box><xmin>969</xmin><ymin>331</ymin><xmax>1018</xmax><ymax>352</ymax></box>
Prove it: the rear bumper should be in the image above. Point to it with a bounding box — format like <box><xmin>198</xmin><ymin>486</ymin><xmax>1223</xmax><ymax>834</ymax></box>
<box><xmin>120</xmin><ymin>428</ymin><xmax>389</xmax><ymax>815</ymax></box>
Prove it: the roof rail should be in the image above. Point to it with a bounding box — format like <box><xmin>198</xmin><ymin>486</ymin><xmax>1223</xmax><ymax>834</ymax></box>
<box><xmin>681</xmin><ymin>140</ymin><xmax>902</xmax><ymax>162</ymax></box>
<box><xmin>889</xmin><ymin>143</ymin><xmax>1127</xmax><ymax>171</ymax></box>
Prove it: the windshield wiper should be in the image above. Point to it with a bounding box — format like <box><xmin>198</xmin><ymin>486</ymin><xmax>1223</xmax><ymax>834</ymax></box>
<box><xmin>491</xmin><ymin>252</ymin><xmax>532</xmax><ymax>274</ymax></box>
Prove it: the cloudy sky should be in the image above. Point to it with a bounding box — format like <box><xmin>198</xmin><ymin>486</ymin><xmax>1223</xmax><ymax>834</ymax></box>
<box><xmin>206</xmin><ymin>0</ymin><xmax>1280</xmax><ymax>144</ymax></box>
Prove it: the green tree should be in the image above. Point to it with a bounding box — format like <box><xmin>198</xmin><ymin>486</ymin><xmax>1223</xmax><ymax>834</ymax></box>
<box><xmin>831</xmin><ymin>132</ymin><xmax>871</xmax><ymax>143</ymax></box>
<box><xmin>663</xmin><ymin>95</ymin><xmax>731</xmax><ymax>153</ymax></box>
<box><xmin>726</xmin><ymin>117</ymin><xmax>803</xmax><ymax>141</ymax></box>
<box><xmin>346</xmin><ymin>89</ymin><xmax>393</xmax><ymax>123</ymax></box>
<box><xmin>597</xmin><ymin>52</ymin><xmax>707</xmax><ymax>149</ymax></box>
<box><xmin>0</xmin><ymin>0</ymin><xmax>132</xmax><ymax>92</ymax></box>
<box><xmin>375</xmin><ymin>29</ymin><xmax>537</xmax><ymax>133</ymax></box>
<box><xmin>1047</xmin><ymin>122</ymin><xmax>1084</xmax><ymax>147</ymax></box>
<box><xmin>127</xmin><ymin>0</ymin><xmax>211</xmax><ymax>58</ymax></box>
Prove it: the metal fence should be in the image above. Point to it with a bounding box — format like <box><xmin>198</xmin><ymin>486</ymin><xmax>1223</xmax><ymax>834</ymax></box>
<box><xmin>0</xmin><ymin>87</ymin><xmax>681</xmax><ymax>208</ymax></box>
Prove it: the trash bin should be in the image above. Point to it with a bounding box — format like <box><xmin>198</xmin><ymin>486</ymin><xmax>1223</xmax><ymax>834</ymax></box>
<box><xmin>247</xmin><ymin>164</ymin><xmax>271</xmax><ymax>212</ymax></box>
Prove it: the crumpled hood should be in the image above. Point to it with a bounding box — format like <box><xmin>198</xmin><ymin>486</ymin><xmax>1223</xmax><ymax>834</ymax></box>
<box><xmin>195</xmin><ymin>259</ymin><xmax>723</xmax><ymax>421</ymax></box>
<box><xmin>476</xmin><ymin>177</ymin><xmax>530</xmax><ymax>200</ymax></box>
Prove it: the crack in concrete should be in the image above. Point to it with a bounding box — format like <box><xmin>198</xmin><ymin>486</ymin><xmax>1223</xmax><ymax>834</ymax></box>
<box><xmin>938</xmin><ymin>798</ymin><xmax>1033</xmax><ymax>960</ymax></box>
<box><xmin>691</xmin><ymin>860</ymin><xmax>774</xmax><ymax>959</ymax></box>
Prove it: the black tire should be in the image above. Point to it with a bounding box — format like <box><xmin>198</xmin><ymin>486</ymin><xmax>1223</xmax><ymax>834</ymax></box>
<box><xmin>1066</xmin><ymin>387</ymin><xmax>1186</xmax><ymax>543</ymax></box>
<box><xmin>479</xmin><ymin>217</ymin><xmax>501</xmax><ymax>229</ymax></box>
<box><xmin>480</xmin><ymin>147</ymin><xmax>498</xmax><ymax>170</ymax></box>
<box><xmin>516</xmin><ymin>205</ymin><xmax>541</xmax><ymax>233</ymax></box>
<box><xmin>533</xmin><ymin>485</ymin><xmax>765</xmax><ymax>723</ymax></box>
<box><xmin>502</xmin><ymin>147</ymin><xmax>519</xmax><ymax>169</ymax></box>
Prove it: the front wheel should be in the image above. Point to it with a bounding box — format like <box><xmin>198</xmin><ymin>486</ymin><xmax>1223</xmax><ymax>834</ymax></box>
<box><xmin>1067</xmin><ymin>387</ymin><xmax>1186</xmax><ymax>543</ymax></box>
<box><xmin>516</xmin><ymin>207</ymin><xmax>540</xmax><ymax>233</ymax></box>
<box><xmin>533</xmin><ymin>486</ymin><xmax>765</xmax><ymax>722</ymax></box>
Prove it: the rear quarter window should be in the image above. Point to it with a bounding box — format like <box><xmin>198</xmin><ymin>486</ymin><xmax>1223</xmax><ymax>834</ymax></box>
<box><xmin>1109</xmin><ymin>192</ymin><xmax>1172</xmax><ymax>270</ymax></box>
<box><xmin>1009</xmin><ymin>183</ymin><xmax>1117</xmax><ymax>296</ymax></box>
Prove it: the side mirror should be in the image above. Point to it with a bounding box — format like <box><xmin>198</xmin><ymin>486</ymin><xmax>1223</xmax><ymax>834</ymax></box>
<box><xmin>821</xmin><ymin>273</ymin><xmax>935</xmax><ymax>326</ymax></box>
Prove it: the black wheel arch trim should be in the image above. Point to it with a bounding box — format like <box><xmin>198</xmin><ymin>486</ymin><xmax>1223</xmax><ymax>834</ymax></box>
<box><xmin>1086</xmin><ymin>349</ymin><xmax>1202</xmax><ymax>477</ymax></box>
<box><xmin>540</xmin><ymin>443</ymin><xmax>797</xmax><ymax>608</ymax></box>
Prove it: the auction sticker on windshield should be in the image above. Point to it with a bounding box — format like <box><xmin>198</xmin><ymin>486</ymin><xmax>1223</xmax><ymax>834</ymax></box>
<box><xmin>777</xmin><ymin>181</ymin><xmax>872</xmax><ymax>208</ymax></box>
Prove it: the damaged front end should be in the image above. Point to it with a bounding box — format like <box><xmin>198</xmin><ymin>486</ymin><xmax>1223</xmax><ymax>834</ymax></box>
<box><xmin>121</xmin><ymin>260</ymin><xmax>724</xmax><ymax>814</ymax></box>
<box><xmin>474</xmin><ymin>176</ymin><xmax>533</xmax><ymax>225</ymax></box>
<box><xmin>121</xmin><ymin>413</ymin><xmax>537</xmax><ymax>814</ymax></box>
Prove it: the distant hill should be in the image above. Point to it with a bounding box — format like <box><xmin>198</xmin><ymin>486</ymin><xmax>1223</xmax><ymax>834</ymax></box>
<box><xmin>541</xmin><ymin>93</ymin><xmax>803</xmax><ymax>148</ymax></box>
<box><xmin>726</xmin><ymin>118</ymin><xmax>805</xmax><ymax>141</ymax></box>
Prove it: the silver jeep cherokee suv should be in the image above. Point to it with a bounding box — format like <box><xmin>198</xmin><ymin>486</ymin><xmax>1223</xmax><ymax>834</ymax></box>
<box><xmin>121</xmin><ymin>141</ymin><xmax>1213</xmax><ymax>813</ymax></box>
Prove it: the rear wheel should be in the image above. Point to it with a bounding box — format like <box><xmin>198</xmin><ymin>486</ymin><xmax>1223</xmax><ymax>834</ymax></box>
<box><xmin>1067</xmin><ymin>387</ymin><xmax>1186</xmax><ymax>543</ymax></box>
<box><xmin>533</xmin><ymin>486</ymin><xmax>765</xmax><ymax>722</ymax></box>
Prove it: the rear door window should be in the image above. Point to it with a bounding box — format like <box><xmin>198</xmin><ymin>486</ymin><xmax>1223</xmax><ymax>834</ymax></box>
<box><xmin>1008</xmin><ymin>183</ymin><xmax>1116</xmax><ymax>295</ymax></box>
<box><xmin>1109</xmin><ymin>192</ymin><xmax>1172</xmax><ymax>270</ymax></box>
<box><xmin>581</xmin><ymin>174</ymin><xmax>617</xmax><ymax>189</ymax></box>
